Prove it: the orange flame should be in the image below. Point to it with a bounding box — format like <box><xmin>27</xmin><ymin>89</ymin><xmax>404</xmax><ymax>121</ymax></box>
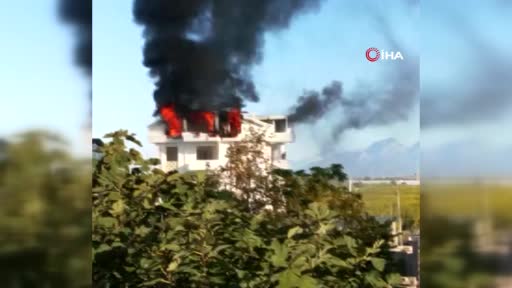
<box><xmin>160</xmin><ymin>105</ymin><xmax>241</xmax><ymax>138</ymax></box>
<box><xmin>228</xmin><ymin>108</ymin><xmax>241</xmax><ymax>137</ymax></box>
<box><xmin>189</xmin><ymin>111</ymin><xmax>216</xmax><ymax>134</ymax></box>
<box><xmin>160</xmin><ymin>105</ymin><xmax>182</xmax><ymax>137</ymax></box>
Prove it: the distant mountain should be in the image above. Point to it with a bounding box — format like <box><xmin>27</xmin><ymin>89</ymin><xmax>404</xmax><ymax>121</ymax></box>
<box><xmin>291</xmin><ymin>137</ymin><xmax>511</xmax><ymax>178</ymax></box>
<box><xmin>295</xmin><ymin>138</ymin><xmax>419</xmax><ymax>178</ymax></box>
<box><xmin>421</xmin><ymin>140</ymin><xmax>512</xmax><ymax>178</ymax></box>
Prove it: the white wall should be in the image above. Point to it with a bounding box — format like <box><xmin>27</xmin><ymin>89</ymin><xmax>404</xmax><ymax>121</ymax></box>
<box><xmin>157</xmin><ymin>141</ymin><xmax>288</xmax><ymax>172</ymax></box>
<box><xmin>352</xmin><ymin>180</ymin><xmax>420</xmax><ymax>186</ymax></box>
<box><xmin>159</xmin><ymin>142</ymin><xmax>228</xmax><ymax>172</ymax></box>
<box><xmin>151</xmin><ymin>115</ymin><xmax>293</xmax><ymax>173</ymax></box>
<box><xmin>271</xmin><ymin>143</ymin><xmax>289</xmax><ymax>169</ymax></box>
<box><xmin>178</xmin><ymin>142</ymin><xmax>227</xmax><ymax>172</ymax></box>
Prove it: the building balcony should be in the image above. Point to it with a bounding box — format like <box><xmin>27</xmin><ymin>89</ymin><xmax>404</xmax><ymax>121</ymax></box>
<box><xmin>181</xmin><ymin>132</ymin><xmax>228</xmax><ymax>142</ymax></box>
<box><xmin>272</xmin><ymin>159</ymin><xmax>289</xmax><ymax>170</ymax></box>
<box><xmin>149</xmin><ymin>114</ymin><xmax>295</xmax><ymax>145</ymax></box>
<box><xmin>267</xmin><ymin>128</ymin><xmax>294</xmax><ymax>143</ymax></box>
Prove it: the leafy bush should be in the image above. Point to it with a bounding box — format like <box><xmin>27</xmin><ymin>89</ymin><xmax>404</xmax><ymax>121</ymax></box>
<box><xmin>93</xmin><ymin>130</ymin><xmax>400</xmax><ymax>287</ymax></box>
<box><xmin>421</xmin><ymin>215</ymin><xmax>493</xmax><ymax>287</ymax></box>
<box><xmin>0</xmin><ymin>131</ymin><xmax>91</xmax><ymax>287</ymax></box>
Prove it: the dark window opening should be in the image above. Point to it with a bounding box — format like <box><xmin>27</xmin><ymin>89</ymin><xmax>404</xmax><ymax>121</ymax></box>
<box><xmin>166</xmin><ymin>146</ymin><xmax>178</xmax><ymax>162</ymax></box>
<box><xmin>186</xmin><ymin>119</ymin><xmax>209</xmax><ymax>133</ymax></box>
<box><xmin>275</xmin><ymin>119</ymin><xmax>287</xmax><ymax>132</ymax></box>
<box><xmin>197</xmin><ymin>146</ymin><xmax>218</xmax><ymax>160</ymax></box>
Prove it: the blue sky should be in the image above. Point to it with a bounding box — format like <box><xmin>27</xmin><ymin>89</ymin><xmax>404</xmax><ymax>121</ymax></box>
<box><xmin>92</xmin><ymin>0</ymin><xmax>420</xmax><ymax>166</ymax></box>
<box><xmin>0</xmin><ymin>0</ymin><xmax>89</xmax><ymax>154</ymax></box>
<box><xmin>421</xmin><ymin>0</ymin><xmax>512</xmax><ymax>150</ymax></box>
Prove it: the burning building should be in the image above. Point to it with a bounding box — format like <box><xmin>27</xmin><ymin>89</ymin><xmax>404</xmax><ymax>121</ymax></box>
<box><xmin>148</xmin><ymin>106</ymin><xmax>293</xmax><ymax>173</ymax></box>
<box><xmin>133</xmin><ymin>1</ymin><xmax>318</xmax><ymax>173</ymax></box>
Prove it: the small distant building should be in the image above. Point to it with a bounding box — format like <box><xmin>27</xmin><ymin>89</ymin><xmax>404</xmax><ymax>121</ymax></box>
<box><xmin>148</xmin><ymin>108</ymin><xmax>294</xmax><ymax>173</ymax></box>
<box><xmin>375</xmin><ymin>217</ymin><xmax>420</xmax><ymax>287</ymax></box>
<box><xmin>347</xmin><ymin>177</ymin><xmax>420</xmax><ymax>191</ymax></box>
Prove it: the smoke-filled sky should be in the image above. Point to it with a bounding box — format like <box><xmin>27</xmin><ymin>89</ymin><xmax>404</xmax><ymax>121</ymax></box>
<box><xmin>132</xmin><ymin>0</ymin><xmax>324</xmax><ymax>114</ymax></box>
<box><xmin>0</xmin><ymin>0</ymin><xmax>509</xmax><ymax>175</ymax></box>
<box><xmin>91</xmin><ymin>0</ymin><xmax>510</xmax><ymax>173</ymax></box>
<box><xmin>93</xmin><ymin>0</ymin><xmax>419</xmax><ymax>164</ymax></box>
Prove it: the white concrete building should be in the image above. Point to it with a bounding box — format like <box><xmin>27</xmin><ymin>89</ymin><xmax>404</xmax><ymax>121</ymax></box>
<box><xmin>148</xmin><ymin>113</ymin><xmax>294</xmax><ymax>173</ymax></box>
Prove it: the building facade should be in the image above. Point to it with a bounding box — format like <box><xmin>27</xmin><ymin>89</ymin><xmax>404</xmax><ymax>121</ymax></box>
<box><xmin>148</xmin><ymin>113</ymin><xmax>294</xmax><ymax>173</ymax></box>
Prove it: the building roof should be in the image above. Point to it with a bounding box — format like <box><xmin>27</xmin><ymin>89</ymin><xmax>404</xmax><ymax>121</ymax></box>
<box><xmin>147</xmin><ymin>113</ymin><xmax>289</xmax><ymax>129</ymax></box>
<box><xmin>253</xmin><ymin>115</ymin><xmax>288</xmax><ymax>120</ymax></box>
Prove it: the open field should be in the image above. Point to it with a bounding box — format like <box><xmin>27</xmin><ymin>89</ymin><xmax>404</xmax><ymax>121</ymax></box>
<box><xmin>422</xmin><ymin>182</ymin><xmax>512</xmax><ymax>227</ymax></box>
<box><xmin>354</xmin><ymin>184</ymin><xmax>420</xmax><ymax>229</ymax></box>
<box><xmin>355</xmin><ymin>182</ymin><xmax>512</xmax><ymax>229</ymax></box>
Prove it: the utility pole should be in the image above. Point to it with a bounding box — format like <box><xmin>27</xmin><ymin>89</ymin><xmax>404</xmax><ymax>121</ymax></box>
<box><xmin>396</xmin><ymin>182</ymin><xmax>403</xmax><ymax>246</ymax></box>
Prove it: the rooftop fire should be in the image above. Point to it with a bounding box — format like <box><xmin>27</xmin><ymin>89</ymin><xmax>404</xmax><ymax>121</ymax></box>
<box><xmin>159</xmin><ymin>105</ymin><xmax>242</xmax><ymax>138</ymax></box>
<box><xmin>149</xmin><ymin>111</ymin><xmax>293</xmax><ymax>173</ymax></box>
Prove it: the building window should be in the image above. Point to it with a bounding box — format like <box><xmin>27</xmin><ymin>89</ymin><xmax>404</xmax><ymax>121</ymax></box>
<box><xmin>275</xmin><ymin>119</ymin><xmax>287</xmax><ymax>132</ymax></box>
<box><xmin>272</xmin><ymin>145</ymin><xmax>281</xmax><ymax>161</ymax></box>
<box><xmin>166</xmin><ymin>146</ymin><xmax>178</xmax><ymax>162</ymax></box>
<box><xmin>186</xmin><ymin>119</ymin><xmax>209</xmax><ymax>133</ymax></box>
<box><xmin>197</xmin><ymin>145</ymin><xmax>218</xmax><ymax>160</ymax></box>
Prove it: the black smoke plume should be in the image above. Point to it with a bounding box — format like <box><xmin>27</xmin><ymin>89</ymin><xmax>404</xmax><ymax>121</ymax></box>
<box><xmin>331</xmin><ymin>9</ymin><xmax>419</xmax><ymax>138</ymax></box>
<box><xmin>288</xmin><ymin>6</ymin><xmax>419</xmax><ymax>140</ymax></box>
<box><xmin>288</xmin><ymin>81</ymin><xmax>343</xmax><ymax>124</ymax></box>
<box><xmin>288</xmin><ymin>1</ymin><xmax>420</xmax><ymax>140</ymax></box>
<box><xmin>332</xmin><ymin>57</ymin><xmax>419</xmax><ymax>138</ymax></box>
<box><xmin>59</xmin><ymin>0</ymin><xmax>92</xmax><ymax>128</ymax></box>
<box><xmin>59</xmin><ymin>0</ymin><xmax>92</xmax><ymax>77</ymax></box>
<box><xmin>133</xmin><ymin>0</ymin><xmax>321</xmax><ymax>115</ymax></box>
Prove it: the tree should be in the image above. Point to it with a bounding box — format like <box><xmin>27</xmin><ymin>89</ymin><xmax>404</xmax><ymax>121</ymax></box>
<box><xmin>216</xmin><ymin>127</ymin><xmax>278</xmax><ymax>210</ymax></box>
<box><xmin>0</xmin><ymin>130</ymin><xmax>91</xmax><ymax>288</ymax></box>
<box><xmin>92</xmin><ymin>130</ymin><xmax>400</xmax><ymax>287</ymax></box>
<box><xmin>421</xmin><ymin>215</ymin><xmax>493</xmax><ymax>287</ymax></box>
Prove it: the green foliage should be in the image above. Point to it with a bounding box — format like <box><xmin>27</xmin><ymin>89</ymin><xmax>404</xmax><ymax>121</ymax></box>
<box><xmin>420</xmin><ymin>184</ymin><xmax>512</xmax><ymax>287</ymax></box>
<box><xmin>0</xmin><ymin>130</ymin><xmax>91</xmax><ymax>287</ymax></box>
<box><xmin>421</xmin><ymin>216</ymin><xmax>493</xmax><ymax>287</ymax></box>
<box><xmin>93</xmin><ymin>130</ymin><xmax>400</xmax><ymax>287</ymax></box>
